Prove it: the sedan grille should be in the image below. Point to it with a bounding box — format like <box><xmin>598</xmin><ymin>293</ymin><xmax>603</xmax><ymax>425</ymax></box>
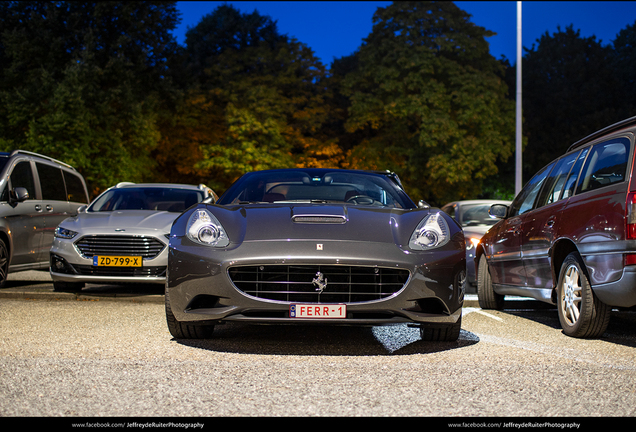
<box><xmin>74</xmin><ymin>235</ymin><xmax>165</xmax><ymax>259</ymax></box>
<box><xmin>228</xmin><ymin>265</ymin><xmax>410</xmax><ymax>303</ymax></box>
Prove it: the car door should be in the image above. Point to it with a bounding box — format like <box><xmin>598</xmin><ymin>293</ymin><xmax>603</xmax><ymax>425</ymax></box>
<box><xmin>489</xmin><ymin>163</ymin><xmax>555</xmax><ymax>287</ymax></box>
<box><xmin>521</xmin><ymin>150</ymin><xmax>582</xmax><ymax>289</ymax></box>
<box><xmin>2</xmin><ymin>159</ymin><xmax>45</xmax><ymax>266</ymax></box>
<box><xmin>35</xmin><ymin>162</ymin><xmax>74</xmax><ymax>261</ymax></box>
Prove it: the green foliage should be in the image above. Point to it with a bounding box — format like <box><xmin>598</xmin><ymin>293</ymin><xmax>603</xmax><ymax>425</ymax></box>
<box><xmin>341</xmin><ymin>1</ymin><xmax>515</xmax><ymax>205</ymax></box>
<box><xmin>2</xmin><ymin>1</ymin><xmax>636</xmax><ymax>203</ymax></box>
<box><xmin>0</xmin><ymin>1</ymin><xmax>179</xmax><ymax>194</ymax></box>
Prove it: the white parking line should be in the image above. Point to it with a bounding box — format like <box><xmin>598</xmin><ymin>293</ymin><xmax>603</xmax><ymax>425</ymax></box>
<box><xmin>463</xmin><ymin>307</ymin><xmax>504</xmax><ymax>322</ymax></box>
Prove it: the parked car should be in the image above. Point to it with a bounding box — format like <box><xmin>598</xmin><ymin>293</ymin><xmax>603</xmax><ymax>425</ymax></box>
<box><xmin>441</xmin><ymin>199</ymin><xmax>512</xmax><ymax>289</ymax></box>
<box><xmin>49</xmin><ymin>182</ymin><xmax>216</xmax><ymax>291</ymax></box>
<box><xmin>165</xmin><ymin>168</ymin><xmax>466</xmax><ymax>341</ymax></box>
<box><xmin>0</xmin><ymin>150</ymin><xmax>89</xmax><ymax>287</ymax></box>
<box><xmin>476</xmin><ymin>116</ymin><xmax>636</xmax><ymax>338</ymax></box>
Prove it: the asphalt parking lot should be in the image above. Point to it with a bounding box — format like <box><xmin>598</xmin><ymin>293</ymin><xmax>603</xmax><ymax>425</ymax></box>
<box><xmin>1</xmin><ymin>271</ymin><xmax>635</xmax><ymax>421</ymax></box>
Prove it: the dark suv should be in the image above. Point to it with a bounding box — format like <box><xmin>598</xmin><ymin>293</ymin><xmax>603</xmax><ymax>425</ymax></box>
<box><xmin>476</xmin><ymin>116</ymin><xmax>636</xmax><ymax>338</ymax></box>
<box><xmin>0</xmin><ymin>150</ymin><xmax>89</xmax><ymax>287</ymax></box>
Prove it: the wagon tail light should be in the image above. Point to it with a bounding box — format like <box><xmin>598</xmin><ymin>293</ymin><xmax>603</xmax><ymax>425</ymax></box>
<box><xmin>626</xmin><ymin>192</ymin><xmax>636</xmax><ymax>240</ymax></box>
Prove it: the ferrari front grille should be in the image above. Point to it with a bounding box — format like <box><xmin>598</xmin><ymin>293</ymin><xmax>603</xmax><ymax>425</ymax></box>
<box><xmin>228</xmin><ymin>265</ymin><xmax>409</xmax><ymax>303</ymax></box>
<box><xmin>74</xmin><ymin>235</ymin><xmax>165</xmax><ymax>259</ymax></box>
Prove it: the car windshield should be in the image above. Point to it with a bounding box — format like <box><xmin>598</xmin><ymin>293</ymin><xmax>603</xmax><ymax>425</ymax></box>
<box><xmin>459</xmin><ymin>204</ymin><xmax>500</xmax><ymax>227</ymax></box>
<box><xmin>89</xmin><ymin>187</ymin><xmax>203</xmax><ymax>212</ymax></box>
<box><xmin>217</xmin><ymin>170</ymin><xmax>414</xmax><ymax>209</ymax></box>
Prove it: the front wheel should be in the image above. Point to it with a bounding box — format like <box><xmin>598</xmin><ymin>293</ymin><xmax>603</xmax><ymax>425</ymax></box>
<box><xmin>165</xmin><ymin>287</ymin><xmax>215</xmax><ymax>339</ymax></box>
<box><xmin>420</xmin><ymin>315</ymin><xmax>462</xmax><ymax>342</ymax></box>
<box><xmin>477</xmin><ymin>254</ymin><xmax>504</xmax><ymax>310</ymax></box>
<box><xmin>556</xmin><ymin>252</ymin><xmax>611</xmax><ymax>338</ymax></box>
<box><xmin>0</xmin><ymin>238</ymin><xmax>9</xmax><ymax>288</ymax></box>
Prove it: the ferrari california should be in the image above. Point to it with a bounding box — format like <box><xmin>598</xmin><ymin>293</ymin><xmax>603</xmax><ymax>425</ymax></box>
<box><xmin>165</xmin><ymin>169</ymin><xmax>466</xmax><ymax>341</ymax></box>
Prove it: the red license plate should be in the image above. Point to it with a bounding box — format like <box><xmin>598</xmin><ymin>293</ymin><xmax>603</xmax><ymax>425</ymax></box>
<box><xmin>290</xmin><ymin>304</ymin><xmax>346</xmax><ymax>319</ymax></box>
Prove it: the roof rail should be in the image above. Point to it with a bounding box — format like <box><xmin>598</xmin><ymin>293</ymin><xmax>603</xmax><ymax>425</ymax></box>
<box><xmin>9</xmin><ymin>150</ymin><xmax>76</xmax><ymax>170</ymax></box>
<box><xmin>567</xmin><ymin>116</ymin><xmax>636</xmax><ymax>152</ymax></box>
<box><xmin>116</xmin><ymin>182</ymin><xmax>135</xmax><ymax>188</ymax></box>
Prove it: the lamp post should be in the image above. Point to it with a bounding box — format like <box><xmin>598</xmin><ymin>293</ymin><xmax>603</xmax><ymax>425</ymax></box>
<box><xmin>515</xmin><ymin>1</ymin><xmax>523</xmax><ymax>195</ymax></box>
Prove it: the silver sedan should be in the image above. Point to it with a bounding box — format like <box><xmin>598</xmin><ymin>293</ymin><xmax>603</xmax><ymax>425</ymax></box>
<box><xmin>49</xmin><ymin>183</ymin><xmax>216</xmax><ymax>291</ymax></box>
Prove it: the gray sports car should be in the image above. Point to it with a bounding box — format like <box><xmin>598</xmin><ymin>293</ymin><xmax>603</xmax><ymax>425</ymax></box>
<box><xmin>166</xmin><ymin>169</ymin><xmax>466</xmax><ymax>341</ymax></box>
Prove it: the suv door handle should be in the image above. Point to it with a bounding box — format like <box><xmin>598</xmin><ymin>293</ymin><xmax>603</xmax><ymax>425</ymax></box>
<box><xmin>34</xmin><ymin>204</ymin><xmax>42</xmax><ymax>212</ymax></box>
<box><xmin>46</xmin><ymin>205</ymin><xmax>53</xmax><ymax>212</ymax></box>
<box><xmin>546</xmin><ymin>219</ymin><xmax>555</xmax><ymax>227</ymax></box>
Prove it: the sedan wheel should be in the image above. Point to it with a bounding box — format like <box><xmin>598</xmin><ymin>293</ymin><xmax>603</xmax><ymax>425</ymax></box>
<box><xmin>477</xmin><ymin>254</ymin><xmax>504</xmax><ymax>310</ymax></box>
<box><xmin>557</xmin><ymin>252</ymin><xmax>610</xmax><ymax>338</ymax></box>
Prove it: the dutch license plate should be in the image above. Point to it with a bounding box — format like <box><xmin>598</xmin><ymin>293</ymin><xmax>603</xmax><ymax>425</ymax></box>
<box><xmin>93</xmin><ymin>256</ymin><xmax>142</xmax><ymax>267</ymax></box>
<box><xmin>290</xmin><ymin>304</ymin><xmax>346</xmax><ymax>319</ymax></box>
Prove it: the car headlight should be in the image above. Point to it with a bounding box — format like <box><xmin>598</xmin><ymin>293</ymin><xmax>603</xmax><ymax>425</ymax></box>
<box><xmin>186</xmin><ymin>208</ymin><xmax>229</xmax><ymax>247</ymax></box>
<box><xmin>409</xmin><ymin>212</ymin><xmax>450</xmax><ymax>250</ymax></box>
<box><xmin>54</xmin><ymin>226</ymin><xmax>78</xmax><ymax>239</ymax></box>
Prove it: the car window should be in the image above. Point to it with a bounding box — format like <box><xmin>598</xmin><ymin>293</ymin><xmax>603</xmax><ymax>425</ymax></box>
<box><xmin>509</xmin><ymin>163</ymin><xmax>555</xmax><ymax>217</ymax></box>
<box><xmin>576</xmin><ymin>138</ymin><xmax>630</xmax><ymax>194</ymax></box>
<box><xmin>63</xmin><ymin>171</ymin><xmax>88</xmax><ymax>203</ymax></box>
<box><xmin>561</xmin><ymin>147</ymin><xmax>589</xmax><ymax>200</ymax></box>
<box><xmin>217</xmin><ymin>170</ymin><xmax>413</xmax><ymax>208</ymax></box>
<box><xmin>9</xmin><ymin>161</ymin><xmax>36</xmax><ymax>200</ymax></box>
<box><xmin>89</xmin><ymin>187</ymin><xmax>203</xmax><ymax>212</ymax></box>
<box><xmin>536</xmin><ymin>150</ymin><xmax>581</xmax><ymax>208</ymax></box>
<box><xmin>36</xmin><ymin>163</ymin><xmax>67</xmax><ymax>201</ymax></box>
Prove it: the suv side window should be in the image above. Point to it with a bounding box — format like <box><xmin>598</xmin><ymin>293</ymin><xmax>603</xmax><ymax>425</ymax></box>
<box><xmin>576</xmin><ymin>138</ymin><xmax>630</xmax><ymax>194</ymax></box>
<box><xmin>36</xmin><ymin>162</ymin><xmax>67</xmax><ymax>201</ymax></box>
<box><xmin>63</xmin><ymin>170</ymin><xmax>88</xmax><ymax>203</ymax></box>
<box><xmin>509</xmin><ymin>162</ymin><xmax>555</xmax><ymax>217</ymax></box>
<box><xmin>562</xmin><ymin>147</ymin><xmax>589</xmax><ymax>199</ymax></box>
<box><xmin>9</xmin><ymin>161</ymin><xmax>36</xmax><ymax>199</ymax></box>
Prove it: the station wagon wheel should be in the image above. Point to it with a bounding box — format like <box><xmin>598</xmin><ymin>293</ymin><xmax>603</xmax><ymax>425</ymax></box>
<box><xmin>556</xmin><ymin>252</ymin><xmax>611</xmax><ymax>338</ymax></box>
<box><xmin>165</xmin><ymin>286</ymin><xmax>215</xmax><ymax>339</ymax></box>
<box><xmin>0</xmin><ymin>238</ymin><xmax>8</xmax><ymax>288</ymax></box>
<box><xmin>477</xmin><ymin>254</ymin><xmax>504</xmax><ymax>310</ymax></box>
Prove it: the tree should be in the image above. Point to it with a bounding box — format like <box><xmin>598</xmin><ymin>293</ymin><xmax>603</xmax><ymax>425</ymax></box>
<box><xmin>160</xmin><ymin>4</ymin><xmax>338</xmax><ymax>191</ymax></box>
<box><xmin>0</xmin><ymin>1</ymin><xmax>180</xmax><ymax>194</ymax></box>
<box><xmin>520</xmin><ymin>25</ymin><xmax>622</xmax><ymax>180</ymax></box>
<box><xmin>340</xmin><ymin>1</ymin><xmax>515</xmax><ymax>205</ymax></box>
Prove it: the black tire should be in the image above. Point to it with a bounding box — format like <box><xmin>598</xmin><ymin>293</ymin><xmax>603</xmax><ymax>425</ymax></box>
<box><xmin>477</xmin><ymin>254</ymin><xmax>504</xmax><ymax>310</ymax></box>
<box><xmin>420</xmin><ymin>315</ymin><xmax>462</xmax><ymax>342</ymax></box>
<box><xmin>0</xmin><ymin>238</ymin><xmax>8</xmax><ymax>289</ymax></box>
<box><xmin>53</xmin><ymin>281</ymin><xmax>85</xmax><ymax>292</ymax></box>
<box><xmin>165</xmin><ymin>286</ymin><xmax>215</xmax><ymax>339</ymax></box>
<box><xmin>556</xmin><ymin>252</ymin><xmax>611</xmax><ymax>338</ymax></box>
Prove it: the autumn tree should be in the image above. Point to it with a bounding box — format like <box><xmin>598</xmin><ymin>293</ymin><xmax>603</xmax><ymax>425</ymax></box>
<box><xmin>0</xmin><ymin>1</ymin><xmax>180</xmax><ymax>194</ymax></box>
<box><xmin>340</xmin><ymin>1</ymin><xmax>515</xmax><ymax>205</ymax></box>
<box><xmin>158</xmin><ymin>4</ymin><xmax>339</xmax><ymax>192</ymax></box>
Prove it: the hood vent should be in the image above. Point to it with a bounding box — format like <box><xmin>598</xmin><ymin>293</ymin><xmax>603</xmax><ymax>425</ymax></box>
<box><xmin>292</xmin><ymin>215</ymin><xmax>346</xmax><ymax>224</ymax></box>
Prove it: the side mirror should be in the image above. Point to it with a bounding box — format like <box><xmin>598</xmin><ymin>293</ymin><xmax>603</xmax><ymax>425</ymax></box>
<box><xmin>10</xmin><ymin>187</ymin><xmax>29</xmax><ymax>203</ymax></box>
<box><xmin>417</xmin><ymin>200</ymin><xmax>430</xmax><ymax>209</ymax></box>
<box><xmin>489</xmin><ymin>204</ymin><xmax>508</xmax><ymax>219</ymax></box>
<box><xmin>77</xmin><ymin>205</ymin><xmax>88</xmax><ymax>213</ymax></box>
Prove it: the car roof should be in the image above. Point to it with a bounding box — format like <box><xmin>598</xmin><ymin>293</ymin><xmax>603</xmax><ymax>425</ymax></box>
<box><xmin>568</xmin><ymin>115</ymin><xmax>636</xmax><ymax>152</ymax></box>
<box><xmin>113</xmin><ymin>182</ymin><xmax>204</xmax><ymax>190</ymax></box>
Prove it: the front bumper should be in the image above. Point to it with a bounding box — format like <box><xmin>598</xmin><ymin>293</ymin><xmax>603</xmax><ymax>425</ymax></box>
<box><xmin>49</xmin><ymin>237</ymin><xmax>167</xmax><ymax>285</ymax></box>
<box><xmin>167</xmin><ymin>237</ymin><xmax>465</xmax><ymax>327</ymax></box>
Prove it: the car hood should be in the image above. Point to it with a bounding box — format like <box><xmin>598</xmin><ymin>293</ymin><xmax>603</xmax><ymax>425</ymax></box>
<box><xmin>61</xmin><ymin>210</ymin><xmax>179</xmax><ymax>234</ymax></box>
<box><xmin>195</xmin><ymin>203</ymin><xmax>460</xmax><ymax>247</ymax></box>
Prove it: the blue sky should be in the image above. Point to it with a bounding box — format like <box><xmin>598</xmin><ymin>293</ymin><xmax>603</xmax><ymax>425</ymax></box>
<box><xmin>172</xmin><ymin>1</ymin><xmax>636</xmax><ymax>65</ymax></box>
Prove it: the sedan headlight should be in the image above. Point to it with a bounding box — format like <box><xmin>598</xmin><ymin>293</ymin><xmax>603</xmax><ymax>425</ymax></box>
<box><xmin>409</xmin><ymin>212</ymin><xmax>450</xmax><ymax>250</ymax></box>
<box><xmin>54</xmin><ymin>226</ymin><xmax>78</xmax><ymax>239</ymax></box>
<box><xmin>186</xmin><ymin>208</ymin><xmax>229</xmax><ymax>247</ymax></box>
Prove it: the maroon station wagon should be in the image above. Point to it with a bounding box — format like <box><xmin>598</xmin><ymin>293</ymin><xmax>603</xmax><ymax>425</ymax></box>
<box><xmin>476</xmin><ymin>116</ymin><xmax>636</xmax><ymax>338</ymax></box>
